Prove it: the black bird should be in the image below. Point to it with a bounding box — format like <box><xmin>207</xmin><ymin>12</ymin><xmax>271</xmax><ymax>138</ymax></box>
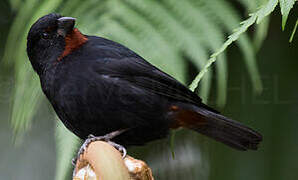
<box><xmin>26</xmin><ymin>13</ymin><xmax>262</xmax><ymax>155</ymax></box>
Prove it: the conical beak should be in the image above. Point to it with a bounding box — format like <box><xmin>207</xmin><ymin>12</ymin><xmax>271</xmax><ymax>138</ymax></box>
<box><xmin>57</xmin><ymin>17</ymin><xmax>76</xmax><ymax>37</ymax></box>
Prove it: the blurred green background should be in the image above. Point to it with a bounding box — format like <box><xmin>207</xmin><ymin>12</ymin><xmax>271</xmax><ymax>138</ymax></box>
<box><xmin>0</xmin><ymin>0</ymin><xmax>297</xmax><ymax>179</ymax></box>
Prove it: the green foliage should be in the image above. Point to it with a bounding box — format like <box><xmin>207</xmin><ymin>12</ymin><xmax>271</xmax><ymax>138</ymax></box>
<box><xmin>5</xmin><ymin>0</ymin><xmax>63</xmax><ymax>140</ymax></box>
<box><xmin>190</xmin><ymin>0</ymin><xmax>281</xmax><ymax>92</ymax></box>
<box><xmin>290</xmin><ymin>18</ymin><xmax>298</xmax><ymax>42</ymax></box>
<box><xmin>279</xmin><ymin>0</ymin><xmax>296</xmax><ymax>30</ymax></box>
<box><xmin>3</xmin><ymin>0</ymin><xmax>296</xmax><ymax>179</ymax></box>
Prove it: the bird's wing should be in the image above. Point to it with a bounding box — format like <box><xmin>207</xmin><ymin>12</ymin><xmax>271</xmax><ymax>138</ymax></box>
<box><xmin>94</xmin><ymin>56</ymin><xmax>203</xmax><ymax>106</ymax></box>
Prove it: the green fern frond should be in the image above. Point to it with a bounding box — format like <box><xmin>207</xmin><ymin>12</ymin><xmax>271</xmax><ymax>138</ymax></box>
<box><xmin>290</xmin><ymin>18</ymin><xmax>298</xmax><ymax>42</ymax></box>
<box><xmin>162</xmin><ymin>0</ymin><xmax>227</xmax><ymax>105</ymax></box>
<box><xmin>9</xmin><ymin>0</ymin><xmax>23</xmax><ymax>11</ymax></box>
<box><xmin>198</xmin><ymin>0</ymin><xmax>262</xmax><ymax>94</ymax></box>
<box><xmin>123</xmin><ymin>0</ymin><xmax>216</xmax><ymax>99</ymax></box>
<box><xmin>9</xmin><ymin>0</ymin><xmax>64</xmax><ymax>137</ymax></box>
<box><xmin>279</xmin><ymin>0</ymin><xmax>296</xmax><ymax>30</ymax></box>
<box><xmin>256</xmin><ymin>0</ymin><xmax>279</xmax><ymax>24</ymax></box>
<box><xmin>237</xmin><ymin>0</ymin><xmax>257</xmax><ymax>11</ymax></box>
<box><xmin>254</xmin><ymin>17</ymin><xmax>270</xmax><ymax>51</ymax></box>
<box><xmin>111</xmin><ymin>0</ymin><xmax>212</xmax><ymax>99</ymax></box>
<box><xmin>253</xmin><ymin>0</ymin><xmax>271</xmax><ymax>51</ymax></box>
<box><xmin>107</xmin><ymin>1</ymin><xmax>186</xmax><ymax>81</ymax></box>
<box><xmin>59</xmin><ymin>0</ymin><xmax>81</xmax><ymax>15</ymax></box>
<box><xmin>68</xmin><ymin>0</ymin><xmax>101</xmax><ymax>18</ymax></box>
<box><xmin>190</xmin><ymin>0</ymin><xmax>280</xmax><ymax>91</ymax></box>
<box><xmin>72</xmin><ymin>6</ymin><xmax>107</xmax><ymax>32</ymax></box>
<box><xmin>3</xmin><ymin>0</ymin><xmax>40</xmax><ymax>66</ymax></box>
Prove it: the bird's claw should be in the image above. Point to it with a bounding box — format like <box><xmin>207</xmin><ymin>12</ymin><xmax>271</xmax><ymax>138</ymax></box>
<box><xmin>72</xmin><ymin>130</ymin><xmax>128</xmax><ymax>166</ymax></box>
<box><xmin>77</xmin><ymin>135</ymin><xmax>102</xmax><ymax>156</ymax></box>
<box><xmin>107</xmin><ymin>141</ymin><xmax>127</xmax><ymax>159</ymax></box>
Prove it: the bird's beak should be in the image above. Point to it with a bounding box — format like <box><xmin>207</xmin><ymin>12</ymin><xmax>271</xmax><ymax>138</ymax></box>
<box><xmin>57</xmin><ymin>17</ymin><xmax>76</xmax><ymax>37</ymax></box>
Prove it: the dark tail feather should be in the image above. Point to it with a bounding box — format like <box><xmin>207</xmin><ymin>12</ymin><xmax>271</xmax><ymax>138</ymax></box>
<box><xmin>183</xmin><ymin>108</ymin><xmax>262</xmax><ymax>150</ymax></box>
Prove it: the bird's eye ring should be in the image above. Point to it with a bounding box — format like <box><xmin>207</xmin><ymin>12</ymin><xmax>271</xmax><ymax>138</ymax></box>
<box><xmin>42</xmin><ymin>32</ymin><xmax>50</xmax><ymax>39</ymax></box>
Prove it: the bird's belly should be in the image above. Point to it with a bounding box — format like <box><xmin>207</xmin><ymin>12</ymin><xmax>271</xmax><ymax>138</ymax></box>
<box><xmin>54</xmin><ymin>92</ymin><xmax>172</xmax><ymax>146</ymax></box>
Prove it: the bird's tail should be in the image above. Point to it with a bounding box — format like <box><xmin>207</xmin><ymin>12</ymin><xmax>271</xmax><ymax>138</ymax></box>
<box><xmin>172</xmin><ymin>106</ymin><xmax>262</xmax><ymax>150</ymax></box>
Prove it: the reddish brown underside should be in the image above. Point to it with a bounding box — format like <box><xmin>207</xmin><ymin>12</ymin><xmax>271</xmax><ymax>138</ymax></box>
<box><xmin>169</xmin><ymin>105</ymin><xmax>207</xmax><ymax>129</ymax></box>
<box><xmin>58</xmin><ymin>28</ymin><xmax>88</xmax><ymax>61</ymax></box>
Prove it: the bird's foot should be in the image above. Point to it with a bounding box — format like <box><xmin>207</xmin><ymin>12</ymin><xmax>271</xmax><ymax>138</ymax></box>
<box><xmin>72</xmin><ymin>129</ymin><xmax>127</xmax><ymax>166</ymax></box>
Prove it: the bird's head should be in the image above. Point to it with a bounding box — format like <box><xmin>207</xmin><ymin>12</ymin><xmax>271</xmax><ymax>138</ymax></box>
<box><xmin>27</xmin><ymin>13</ymin><xmax>87</xmax><ymax>75</ymax></box>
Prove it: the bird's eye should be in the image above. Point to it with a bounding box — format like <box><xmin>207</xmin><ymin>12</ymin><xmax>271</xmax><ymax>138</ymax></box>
<box><xmin>42</xmin><ymin>32</ymin><xmax>50</xmax><ymax>39</ymax></box>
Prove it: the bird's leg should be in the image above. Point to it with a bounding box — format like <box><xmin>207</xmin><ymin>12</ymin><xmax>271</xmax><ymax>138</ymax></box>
<box><xmin>78</xmin><ymin>132</ymin><xmax>127</xmax><ymax>158</ymax></box>
<box><xmin>72</xmin><ymin>129</ymin><xmax>128</xmax><ymax>165</ymax></box>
